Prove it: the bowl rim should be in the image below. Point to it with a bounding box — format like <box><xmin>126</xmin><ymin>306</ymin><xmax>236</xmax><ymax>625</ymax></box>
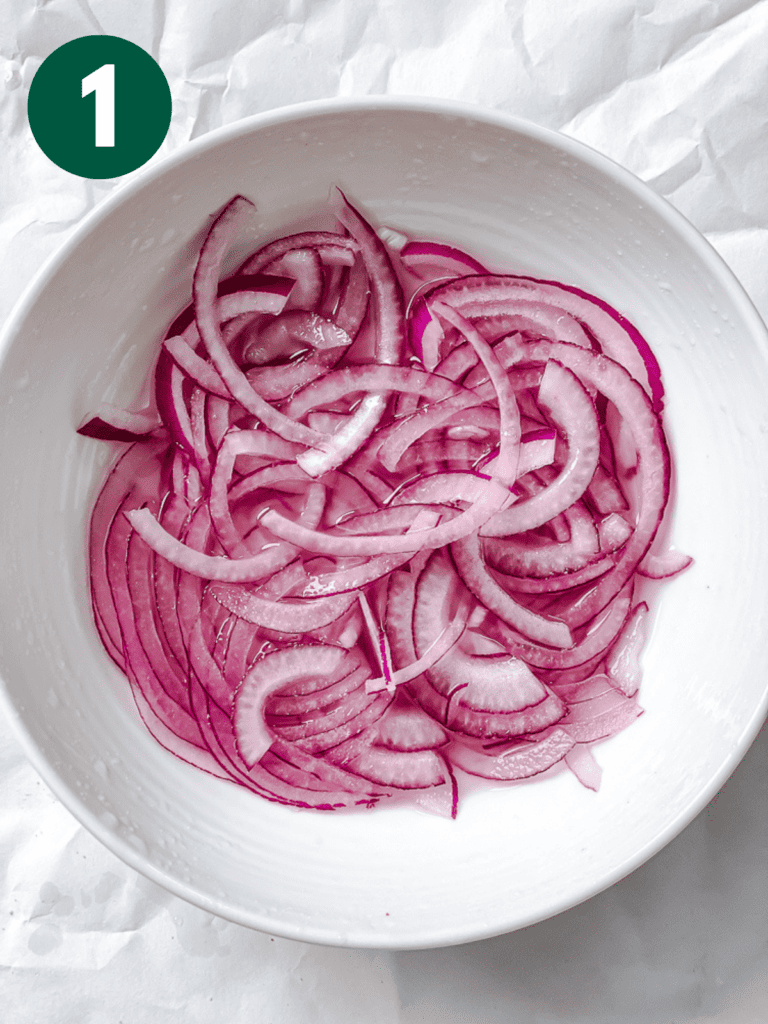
<box><xmin>2</xmin><ymin>94</ymin><xmax>768</xmax><ymax>949</ymax></box>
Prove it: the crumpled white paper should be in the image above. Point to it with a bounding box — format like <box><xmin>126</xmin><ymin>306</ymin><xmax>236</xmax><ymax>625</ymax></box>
<box><xmin>2</xmin><ymin>1</ymin><xmax>768</xmax><ymax>1021</ymax></box>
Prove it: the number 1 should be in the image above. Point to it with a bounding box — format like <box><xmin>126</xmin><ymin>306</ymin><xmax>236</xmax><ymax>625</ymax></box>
<box><xmin>82</xmin><ymin>64</ymin><xmax>115</xmax><ymax>148</ymax></box>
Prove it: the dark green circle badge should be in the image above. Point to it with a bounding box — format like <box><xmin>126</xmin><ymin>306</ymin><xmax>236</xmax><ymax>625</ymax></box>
<box><xmin>28</xmin><ymin>36</ymin><xmax>172</xmax><ymax>179</ymax></box>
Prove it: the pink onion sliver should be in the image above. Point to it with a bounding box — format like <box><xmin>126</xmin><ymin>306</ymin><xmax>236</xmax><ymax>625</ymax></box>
<box><xmin>209</xmin><ymin>583</ymin><xmax>356</xmax><ymax>632</ymax></box>
<box><xmin>517</xmin><ymin>430</ymin><xmax>556</xmax><ymax>475</ymax></box>
<box><xmin>249</xmin><ymin>310</ymin><xmax>353</xmax><ymax>359</ymax></box>
<box><xmin>370</xmin><ymin>704</ymin><xmax>449</xmax><ymax>751</ymax></box>
<box><xmin>387</xmin><ymin>470</ymin><xmax>501</xmax><ymax>508</ymax></box>
<box><xmin>400</xmin><ymin>240</ymin><xmax>489</xmax><ymax>278</ymax></box>
<box><xmin>484</xmin><ymin>498</ymin><xmax>600</xmax><ymax>578</ymax></box>
<box><xmin>332</xmin><ymin>189</ymin><xmax>405</xmax><ymax>367</ymax></box>
<box><xmin>292</xmin><ymin>511</ymin><xmax>440</xmax><ymax>597</ymax></box>
<box><xmin>449</xmin><ymin>729</ymin><xmax>575</xmax><ymax>780</ymax></box>
<box><xmin>598</xmin><ymin>512</ymin><xmax>633</xmax><ymax>553</ymax></box>
<box><xmin>206</xmin><ymin>395</ymin><xmax>232</xmax><ymax>451</ymax></box>
<box><xmin>192</xmin><ymin>197</ymin><xmax>325</xmax><ymax>447</ymax></box>
<box><xmin>376</xmin><ymin>393</ymin><xmax>486</xmax><ymax>472</ymax></box>
<box><xmin>261</xmin><ymin>477</ymin><xmax>510</xmax><ymax>556</ymax></box>
<box><xmin>445</xmin><ymin>302</ymin><xmax>593</xmax><ymax>352</ymax></box>
<box><xmin>298</xmin><ymin>394</ymin><xmax>388</xmax><ymax>478</ymax></box>
<box><xmin>560</xmin><ymin>690</ymin><xmax>642</xmax><ymax>743</ymax></box>
<box><xmin>253</xmin><ymin>560</ymin><xmax>308</xmax><ymax>600</ymax></box>
<box><xmin>265</xmin><ymin>248</ymin><xmax>324</xmax><ymax>310</ymax></box>
<box><xmin>451</xmin><ymin>532</ymin><xmax>573</xmax><ymax>649</ymax></box>
<box><xmin>285</xmin><ymin>365</ymin><xmax>468</xmax><ymax>420</ymax></box>
<box><xmin>155</xmin><ymin>353</ymin><xmax>196</xmax><ymax>454</ymax></box>
<box><xmin>246</xmin><ymin>349</ymin><xmax>341</xmax><ymax>401</ymax></box>
<box><xmin>77</xmin><ymin>404</ymin><xmax>162</xmax><ymax>442</ymax></box>
<box><xmin>488</xmin><ymin>585</ymin><xmax>632</xmax><ymax>671</ymax></box>
<box><xmin>430</xmin><ymin>302</ymin><xmax>521</xmax><ymax>486</ymax></box>
<box><xmin>605</xmin><ymin>602</ymin><xmax>648</xmax><ymax>696</ymax></box>
<box><xmin>366</xmin><ymin>597</ymin><xmax>469</xmax><ymax>694</ymax></box>
<box><xmin>564</xmin><ymin>744</ymin><xmax>603</xmax><ymax>791</ymax></box>
<box><xmin>638</xmin><ymin>549</ymin><xmax>693</xmax><ymax>579</ymax></box>
<box><xmin>238</xmin><ymin>231</ymin><xmax>359</xmax><ymax>275</ymax></box>
<box><xmin>296</xmin><ymin>189</ymin><xmax>406</xmax><ymax>477</ymax></box>
<box><xmin>189</xmin><ymin>388</ymin><xmax>210</xmax><ymax>483</ymax></box>
<box><xmin>333</xmin><ymin>255</ymin><xmax>371</xmax><ymax>338</ymax></box>
<box><xmin>482</xmin><ymin>360</ymin><xmax>600</xmax><ymax>536</ymax></box>
<box><xmin>127</xmin><ymin>506</ymin><xmax>296</xmax><ymax>582</ymax></box>
<box><xmin>163</xmin><ymin>334</ymin><xmax>230</xmax><ymax>398</ymax></box>
<box><xmin>586</xmin><ymin>463</ymin><xmax>629</xmax><ymax>514</ymax></box>
<box><xmin>234</xmin><ymin>645</ymin><xmax>351</xmax><ymax>766</ymax></box>
<box><xmin>497</xmin><ymin>556</ymin><xmax>614</xmax><ymax>595</ymax></box>
<box><xmin>407</xmin><ymin>295</ymin><xmax>440</xmax><ymax>369</ymax></box>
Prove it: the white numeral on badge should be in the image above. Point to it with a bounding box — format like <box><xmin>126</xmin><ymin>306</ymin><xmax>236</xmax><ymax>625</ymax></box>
<box><xmin>82</xmin><ymin>64</ymin><xmax>115</xmax><ymax>148</ymax></box>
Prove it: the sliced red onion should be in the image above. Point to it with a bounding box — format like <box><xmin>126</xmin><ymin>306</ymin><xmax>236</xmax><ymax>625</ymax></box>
<box><xmin>638</xmin><ymin>549</ymin><xmax>693</xmax><ymax>579</ymax></box>
<box><xmin>480</xmin><ymin>359</ymin><xmax>600</xmax><ymax>536</ymax></box>
<box><xmin>238</xmin><ymin>231</ymin><xmax>359</xmax><ymax>276</ymax></box>
<box><xmin>449</xmin><ymin>729</ymin><xmax>575</xmax><ymax>781</ymax></box>
<box><xmin>451</xmin><ymin>532</ymin><xmax>573</xmax><ymax>649</ymax></box>
<box><xmin>192</xmin><ymin>197</ymin><xmax>325</xmax><ymax>448</ymax></box>
<box><xmin>83</xmin><ymin>189</ymin><xmax>689</xmax><ymax>816</ymax></box>
<box><xmin>366</xmin><ymin>598</ymin><xmax>469</xmax><ymax>694</ymax></box>
<box><xmin>564</xmin><ymin>744</ymin><xmax>602</xmax><ymax>791</ymax></box>
<box><xmin>235</xmin><ymin>645</ymin><xmax>351</xmax><ymax>767</ymax></box>
<box><xmin>369</xmin><ymin>700</ymin><xmax>449</xmax><ymax>751</ymax></box>
<box><xmin>400</xmin><ymin>240</ymin><xmax>489</xmax><ymax>278</ymax></box>
<box><xmin>605</xmin><ymin>603</ymin><xmax>648</xmax><ymax>696</ymax></box>
<box><xmin>261</xmin><ymin>476</ymin><xmax>510</xmax><ymax>556</ymax></box>
<box><xmin>295</xmin><ymin>189</ymin><xmax>406</xmax><ymax>478</ymax></box>
<box><xmin>430</xmin><ymin>302</ymin><xmax>521</xmax><ymax>487</ymax></box>
<box><xmin>77</xmin><ymin>404</ymin><xmax>162</xmax><ymax>443</ymax></box>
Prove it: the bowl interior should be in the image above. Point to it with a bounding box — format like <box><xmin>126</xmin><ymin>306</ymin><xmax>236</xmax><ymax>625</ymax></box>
<box><xmin>2</xmin><ymin>100</ymin><xmax>767</xmax><ymax>948</ymax></box>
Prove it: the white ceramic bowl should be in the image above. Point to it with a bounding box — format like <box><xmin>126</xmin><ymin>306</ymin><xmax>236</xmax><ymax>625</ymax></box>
<box><xmin>2</xmin><ymin>97</ymin><xmax>768</xmax><ymax>949</ymax></box>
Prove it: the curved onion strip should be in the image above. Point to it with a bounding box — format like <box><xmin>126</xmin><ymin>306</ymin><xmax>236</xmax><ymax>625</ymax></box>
<box><xmin>239</xmin><ymin>231</ymin><xmax>360</xmax><ymax>275</ymax></box>
<box><xmin>285</xmin><ymin>365</ymin><xmax>469</xmax><ymax>420</ymax></box>
<box><xmin>192</xmin><ymin>196</ymin><xmax>326</xmax><ymax>448</ymax></box>
<box><xmin>450</xmin><ymin>532</ymin><xmax>573</xmax><ymax>649</ymax></box>
<box><xmin>400</xmin><ymin>240</ymin><xmax>489</xmax><ymax>278</ymax></box>
<box><xmin>484</xmin><ymin>495</ymin><xmax>601</xmax><ymax>578</ymax></box>
<box><xmin>366</xmin><ymin>597</ymin><xmax>470</xmax><ymax>694</ymax></box>
<box><xmin>480</xmin><ymin>359</ymin><xmax>600</xmax><ymax>536</ymax></box>
<box><xmin>127</xmin><ymin>505</ymin><xmax>296</xmax><ymax>582</ymax></box>
<box><xmin>490</xmin><ymin>339</ymin><xmax>669</xmax><ymax>625</ymax></box>
<box><xmin>296</xmin><ymin>189</ymin><xmax>406</xmax><ymax>477</ymax></box>
<box><xmin>210</xmin><ymin>583</ymin><xmax>356</xmax><ymax>633</ymax></box>
<box><xmin>638</xmin><ymin>549</ymin><xmax>693</xmax><ymax>579</ymax></box>
<box><xmin>261</xmin><ymin>477</ymin><xmax>511</xmax><ymax>556</ymax></box>
<box><xmin>430</xmin><ymin>301</ymin><xmax>521</xmax><ymax>486</ymax></box>
<box><xmin>449</xmin><ymin>729</ymin><xmax>575</xmax><ymax>781</ymax></box>
<box><xmin>78</xmin><ymin>404</ymin><xmax>162</xmax><ymax>443</ymax></box>
<box><xmin>425</xmin><ymin>274</ymin><xmax>663</xmax><ymax>411</ymax></box>
<box><xmin>234</xmin><ymin>645</ymin><xmax>351</xmax><ymax>766</ymax></box>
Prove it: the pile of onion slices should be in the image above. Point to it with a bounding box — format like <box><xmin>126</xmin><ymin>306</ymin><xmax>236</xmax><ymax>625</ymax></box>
<box><xmin>82</xmin><ymin>190</ymin><xmax>691</xmax><ymax>816</ymax></box>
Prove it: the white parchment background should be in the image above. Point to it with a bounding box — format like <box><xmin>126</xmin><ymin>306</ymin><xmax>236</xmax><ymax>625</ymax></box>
<box><xmin>2</xmin><ymin>1</ymin><xmax>768</xmax><ymax>1021</ymax></box>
